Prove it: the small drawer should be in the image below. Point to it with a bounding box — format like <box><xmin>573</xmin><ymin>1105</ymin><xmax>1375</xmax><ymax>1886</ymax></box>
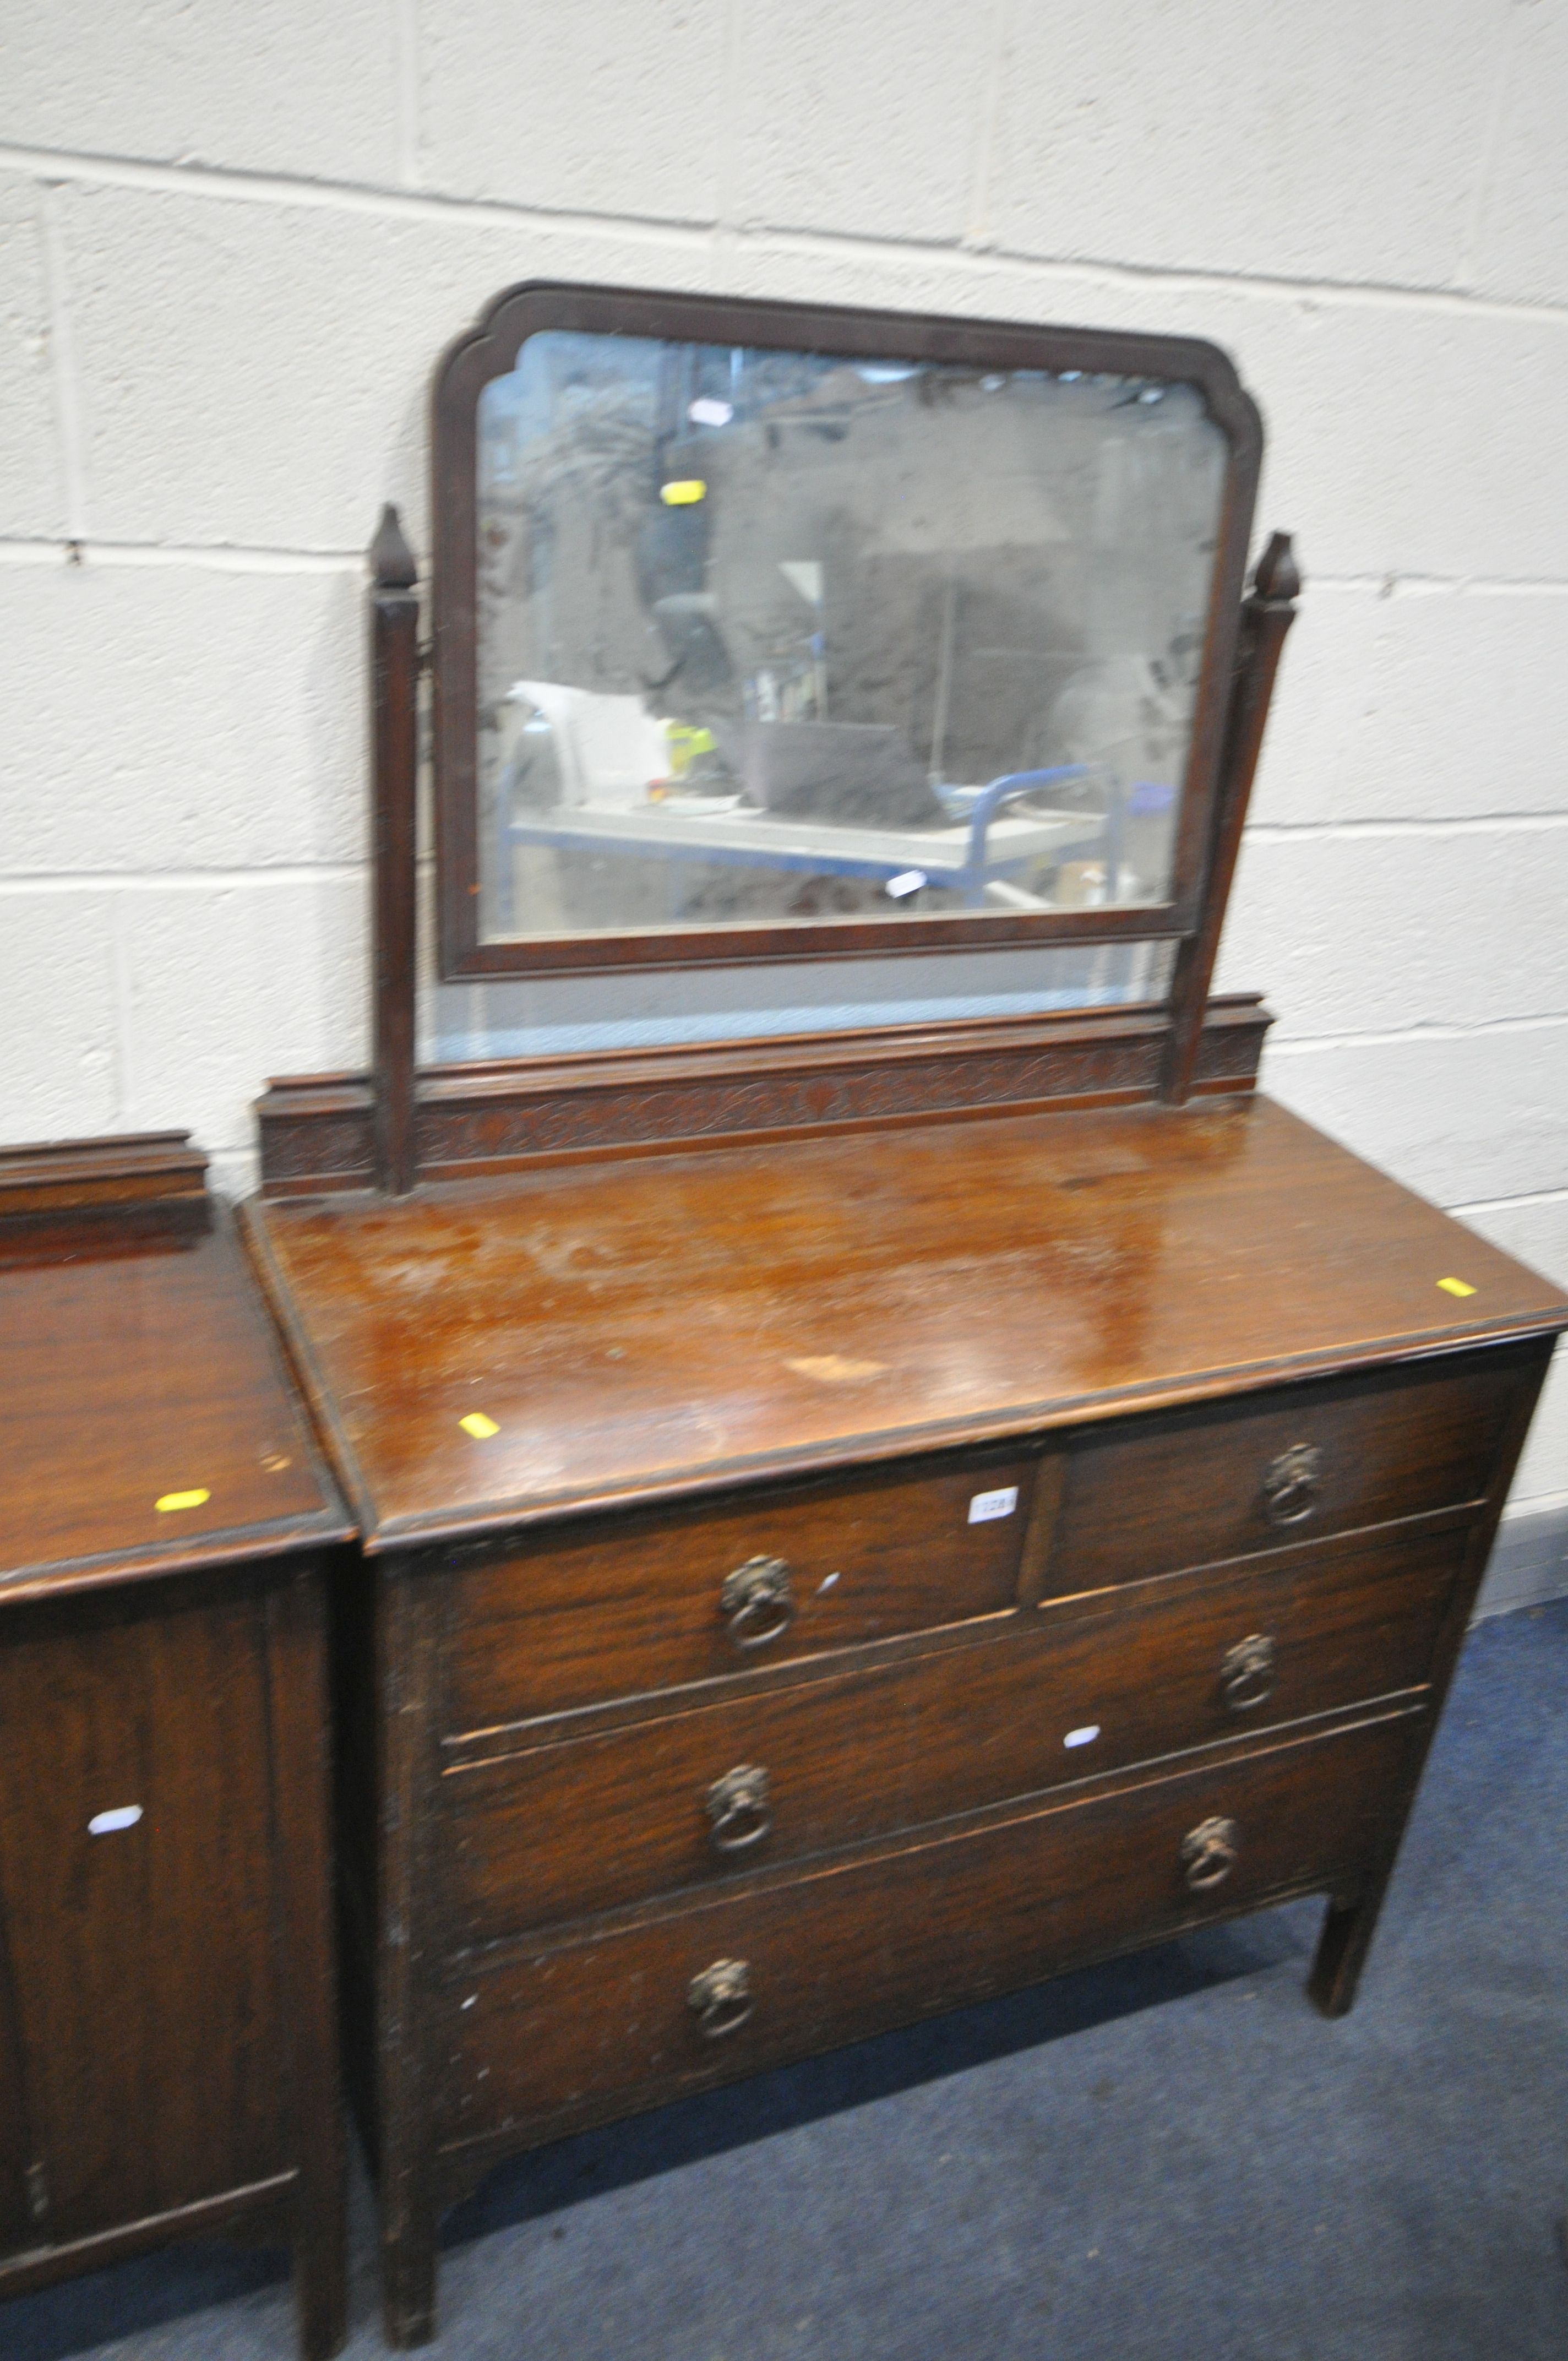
<box><xmin>1045</xmin><ymin>1348</ymin><xmax>1526</xmax><ymax>1598</ymax></box>
<box><xmin>440</xmin><ymin>1521</ymin><xmax>1465</xmax><ymax>1945</ymax></box>
<box><xmin>443</xmin><ymin>1448</ymin><xmax>1037</xmax><ymax>1734</ymax></box>
<box><xmin>439</xmin><ymin>1707</ymin><xmax>1419</xmax><ymax>2151</ymax></box>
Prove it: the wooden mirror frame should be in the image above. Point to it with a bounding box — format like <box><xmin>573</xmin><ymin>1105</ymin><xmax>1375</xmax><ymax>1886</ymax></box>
<box><xmin>255</xmin><ymin>290</ymin><xmax>1299</xmax><ymax>1204</ymax></box>
<box><xmin>430</xmin><ymin>281</ymin><xmax>1265</xmax><ymax>984</ymax></box>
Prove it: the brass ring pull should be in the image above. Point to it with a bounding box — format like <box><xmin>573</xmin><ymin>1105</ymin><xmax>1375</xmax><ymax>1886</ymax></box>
<box><xmin>1220</xmin><ymin>1633</ymin><xmax>1277</xmax><ymax>1712</ymax></box>
<box><xmin>1261</xmin><ymin>1443</ymin><xmax>1323</xmax><ymax>1527</ymax></box>
<box><xmin>688</xmin><ymin>1957</ymin><xmax>753</xmax><ymax>2039</ymax></box>
<box><xmin>720</xmin><ymin>1556</ymin><xmax>793</xmax><ymax>1650</ymax></box>
<box><xmin>1181</xmin><ymin>1815</ymin><xmax>1239</xmax><ymax>1892</ymax></box>
<box><xmin>706</xmin><ymin>1764</ymin><xmax>773</xmax><ymax>1854</ymax></box>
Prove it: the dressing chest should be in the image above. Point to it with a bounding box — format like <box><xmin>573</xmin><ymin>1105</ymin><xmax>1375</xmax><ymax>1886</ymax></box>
<box><xmin>0</xmin><ymin>1135</ymin><xmax>350</xmax><ymax>2358</ymax></box>
<box><xmin>243</xmin><ymin>282</ymin><xmax>1568</xmax><ymax>2342</ymax></box>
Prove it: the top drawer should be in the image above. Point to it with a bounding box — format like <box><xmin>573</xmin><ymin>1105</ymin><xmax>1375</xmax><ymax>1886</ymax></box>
<box><xmin>444</xmin><ymin>1447</ymin><xmax>1036</xmax><ymax>1735</ymax></box>
<box><xmin>1044</xmin><ymin>1347</ymin><xmax>1528</xmax><ymax>1599</ymax></box>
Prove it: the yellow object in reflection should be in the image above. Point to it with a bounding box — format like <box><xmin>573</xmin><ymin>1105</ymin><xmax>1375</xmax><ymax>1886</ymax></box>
<box><xmin>666</xmin><ymin>724</ymin><xmax>716</xmax><ymax>776</ymax></box>
<box><xmin>155</xmin><ymin>1488</ymin><xmax>211</xmax><ymax>1513</ymax></box>
<box><xmin>660</xmin><ymin>479</ymin><xmax>706</xmax><ymax>505</ymax></box>
<box><xmin>459</xmin><ymin>1412</ymin><xmax>500</xmax><ymax>1439</ymax></box>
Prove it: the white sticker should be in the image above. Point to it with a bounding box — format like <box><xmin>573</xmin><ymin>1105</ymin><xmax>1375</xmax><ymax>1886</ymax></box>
<box><xmin>89</xmin><ymin>1805</ymin><xmax>143</xmax><ymax>1835</ymax></box>
<box><xmin>1063</xmin><ymin>1725</ymin><xmax>1101</xmax><ymax>1750</ymax></box>
<box><xmin>885</xmin><ymin>869</ymin><xmax>927</xmax><ymax>899</ymax></box>
<box><xmin>968</xmin><ymin>1486</ymin><xmax>1018</xmax><ymax>1525</ymax></box>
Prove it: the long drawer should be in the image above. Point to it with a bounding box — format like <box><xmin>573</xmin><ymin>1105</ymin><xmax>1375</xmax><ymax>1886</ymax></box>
<box><xmin>439</xmin><ymin>1707</ymin><xmax>1419</xmax><ymax>2153</ymax></box>
<box><xmin>441</xmin><ymin>1522</ymin><xmax>1464</xmax><ymax>1945</ymax></box>
<box><xmin>443</xmin><ymin>1446</ymin><xmax>1037</xmax><ymax>1733</ymax></box>
<box><xmin>1044</xmin><ymin>1348</ymin><xmax>1526</xmax><ymax>1598</ymax></box>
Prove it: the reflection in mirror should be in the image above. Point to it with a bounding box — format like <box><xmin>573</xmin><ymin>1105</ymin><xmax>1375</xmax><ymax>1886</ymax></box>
<box><xmin>476</xmin><ymin>330</ymin><xmax>1227</xmax><ymax>948</ymax></box>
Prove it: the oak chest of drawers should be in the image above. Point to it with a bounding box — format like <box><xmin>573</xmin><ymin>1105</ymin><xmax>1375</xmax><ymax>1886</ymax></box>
<box><xmin>247</xmin><ymin>1090</ymin><xmax>1568</xmax><ymax>2346</ymax></box>
<box><xmin>0</xmin><ymin>1136</ymin><xmax>351</xmax><ymax>2359</ymax></box>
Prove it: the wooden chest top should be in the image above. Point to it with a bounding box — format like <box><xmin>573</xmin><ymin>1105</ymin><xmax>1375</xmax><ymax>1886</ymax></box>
<box><xmin>0</xmin><ymin>1211</ymin><xmax>350</xmax><ymax>1600</ymax></box>
<box><xmin>246</xmin><ymin>1095</ymin><xmax>1568</xmax><ymax>1549</ymax></box>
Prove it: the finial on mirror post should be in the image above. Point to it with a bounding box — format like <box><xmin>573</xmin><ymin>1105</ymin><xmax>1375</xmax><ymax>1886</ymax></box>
<box><xmin>1251</xmin><ymin>530</ymin><xmax>1300</xmax><ymax>610</ymax></box>
<box><xmin>371</xmin><ymin>503</ymin><xmax>418</xmax><ymax>592</ymax></box>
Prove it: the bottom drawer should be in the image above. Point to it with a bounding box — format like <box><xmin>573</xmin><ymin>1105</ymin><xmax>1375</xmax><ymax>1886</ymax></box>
<box><xmin>440</xmin><ymin>1706</ymin><xmax>1419</xmax><ymax>2154</ymax></box>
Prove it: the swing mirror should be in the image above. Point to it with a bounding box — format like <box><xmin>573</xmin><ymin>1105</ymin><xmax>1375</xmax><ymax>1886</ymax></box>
<box><xmin>432</xmin><ymin>285</ymin><xmax>1261</xmax><ymax>981</ymax></box>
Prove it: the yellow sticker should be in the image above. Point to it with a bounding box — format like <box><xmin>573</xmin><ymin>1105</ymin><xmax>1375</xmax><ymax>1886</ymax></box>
<box><xmin>459</xmin><ymin>1412</ymin><xmax>500</xmax><ymax>1440</ymax></box>
<box><xmin>1436</xmin><ymin>1276</ymin><xmax>1477</xmax><ymax>1299</ymax></box>
<box><xmin>155</xmin><ymin>1488</ymin><xmax>211</xmax><ymax>1513</ymax></box>
<box><xmin>660</xmin><ymin>478</ymin><xmax>706</xmax><ymax>505</ymax></box>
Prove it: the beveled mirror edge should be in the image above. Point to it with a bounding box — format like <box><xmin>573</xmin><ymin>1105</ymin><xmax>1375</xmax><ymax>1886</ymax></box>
<box><xmin>429</xmin><ymin>279</ymin><xmax>1265</xmax><ymax>984</ymax></box>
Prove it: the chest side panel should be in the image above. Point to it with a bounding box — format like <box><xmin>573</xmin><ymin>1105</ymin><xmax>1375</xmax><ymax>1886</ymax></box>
<box><xmin>0</xmin><ymin>1582</ymin><xmax>288</xmax><ymax>2248</ymax></box>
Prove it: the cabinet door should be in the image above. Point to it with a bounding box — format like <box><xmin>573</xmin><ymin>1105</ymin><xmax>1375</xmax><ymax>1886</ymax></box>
<box><xmin>0</xmin><ymin>1581</ymin><xmax>288</xmax><ymax>2253</ymax></box>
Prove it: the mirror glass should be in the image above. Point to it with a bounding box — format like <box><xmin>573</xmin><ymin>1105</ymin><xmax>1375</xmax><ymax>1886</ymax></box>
<box><xmin>475</xmin><ymin>329</ymin><xmax>1227</xmax><ymax>948</ymax></box>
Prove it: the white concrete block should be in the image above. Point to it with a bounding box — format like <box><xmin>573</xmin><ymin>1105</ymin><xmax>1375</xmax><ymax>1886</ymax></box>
<box><xmin>0</xmin><ymin>559</ymin><xmax>363</xmax><ymax>872</ymax></box>
<box><xmin>987</xmin><ymin>0</ymin><xmax>1503</xmax><ymax>289</ymax></box>
<box><xmin>52</xmin><ymin>180</ymin><xmax>719</xmax><ymax>549</ymax></box>
<box><xmin>1177</xmin><ymin>291</ymin><xmax>1568</xmax><ymax>587</ymax></box>
<box><xmin>417</xmin><ymin>0</ymin><xmax>726</xmax><ymax>222</ymax></box>
<box><xmin>1218</xmin><ymin>823</ymin><xmax>1568</xmax><ymax>1040</ymax></box>
<box><xmin>1469</xmin><ymin>0</ymin><xmax>1568</xmax><ymax>307</ymax></box>
<box><xmin>1253</xmin><ymin>584</ymin><xmax>1568</xmax><ymax>830</ymax></box>
<box><xmin>728</xmin><ymin>0</ymin><xmax>989</xmax><ymax>242</ymax></box>
<box><xmin>0</xmin><ymin>0</ymin><xmax>399</xmax><ymax>185</ymax></box>
<box><xmin>1505</xmin><ymin>1351</ymin><xmax>1568</xmax><ymax>1509</ymax></box>
<box><xmin>0</xmin><ymin>889</ymin><xmax>119</xmax><ymax>1141</ymax></box>
<box><xmin>119</xmin><ymin>875</ymin><xmax>367</xmax><ymax>1151</ymax></box>
<box><xmin>1261</xmin><ymin>1021</ymin><xmax>1568</xmax><ymax>1206</ymax></box>
<box><xmin>1457</xmin><ymin>1194</ymin><xmax>1568</xmax><ymax>1291</ymax></box>
<box><xmin>1454</xmin><ymin>1195</ymin><xmax>1568</xmax><ymax>1506</ymax></box>
<box><xmin>0</xmin><ymin>177</ymin><xmax>65</xmax><ymax>537</ymax></box>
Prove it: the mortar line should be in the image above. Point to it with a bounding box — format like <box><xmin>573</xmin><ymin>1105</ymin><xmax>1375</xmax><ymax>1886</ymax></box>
<box><xmin>107</xmin><ymin>889</ymin><xmax>134</xmax><ymax>1129</ymax></box>
<box><xmin>1450</xmin><ymin>1184</ymin><xmax>1568</xmax><ymax>1218</ymax></box>
<box><xmin>3</xmin><ymin>139</ymin><xmax>1568</xmax><ymax>326</ymax></box>
<box><xmin>0</xmin><ymin>537</ymin><xmax>366</xmax><ymax>574</ymax></box>
<box><xmin>3</xmin><ymin>539</ymin><xmax>1567</xmax><ymax>592</ymax></box>
<box><xmin>1266</xmin><ymin>1010</ymin><xmax>1568</xmax><ymax>1053</ymax></box>
<box><xmin>394</xmin><ymin>0</ymin><xmax>420</xmax><ymax>188</ymax></box>
<box><xmin>35</xmin><ymin>183</ymin><xmax>88</xmax><ymax>540</ymax></box>
<box><xmin>0</xmin><ymin>863</ymin><xmax>368</xmax><ymax>893</ymax></box>
<box><xmin>1245</xmin><ymin>812</ymin><xmax>1568</xmax><ymax>842</ymax></box>
<box><xmin>963</xmin><ymin>0</ymin><xmax>1016</xmax><ymax>248</ymax></box>
<box><xmin>1453</xmin><ymin>1</ymin><xmax>1522</xmax><ymax>295</ymax></box>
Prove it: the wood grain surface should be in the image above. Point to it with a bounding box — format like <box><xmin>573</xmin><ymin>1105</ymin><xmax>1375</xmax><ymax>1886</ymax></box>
<box><xmin>441</xmin><ymin>1520</ymin><xmax>1467</xmax><ymax>1945</ymax></box>
<box><xmin>438</xmin><ymin>1707</ymin><xmax>1421</xmax><ymax>2157</ymax></box>
<box><xmin>247</xmin><ymin>1095</ymin><xmax>1568</xmax><ymax>1547</ymax></box>
<box><xmin>0</xmin><ymin>1205</ymin><xmax>349</xmax><ymax>1597</ymax></box>
<box><xmin>442</xmin><ymin>1445</ymin><xmax>1037</xmax><ymax>1731</ymax></box>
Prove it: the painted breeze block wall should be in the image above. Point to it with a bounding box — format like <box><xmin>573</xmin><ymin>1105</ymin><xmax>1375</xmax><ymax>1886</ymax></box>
<box><xmin>1</xmin><ymin>0</ymin><xmax>1565</xmax><ymax>1559</ymax></box>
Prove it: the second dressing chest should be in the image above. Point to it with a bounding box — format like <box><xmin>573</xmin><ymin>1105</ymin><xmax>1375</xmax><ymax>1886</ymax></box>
<box><xmin>243</xmin><ymin>279</ymin><xmax>1567</xmax><ymax>2341</ymax></box>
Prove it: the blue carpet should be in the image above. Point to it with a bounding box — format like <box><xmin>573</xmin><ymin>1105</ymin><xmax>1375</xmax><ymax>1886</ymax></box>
<box><xmin>8</xmin><ymin>1600</ymin><xmax>1567</xmax><ymax>2360</ymax></box>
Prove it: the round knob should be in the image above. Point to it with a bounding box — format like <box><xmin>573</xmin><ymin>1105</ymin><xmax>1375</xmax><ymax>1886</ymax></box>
<box><xmin>687</xmin><ymin>1957</ymin><xmax>753</xmax><ymax>2038</ymax></box>
<box><xmin>1261</xmin><ymin>1444</ymin><xmax>1322</xmax><ymax>1527</ymax></box>
<box><xmin>705</xmin><ymin>1764</ymin><xmax>773</xmax><ymax>1854</ymax></box>
<box><xmin>1181</xmin><ymin>1815</ymin><xmax>1239</xmax><ymax>1892</ymax></box>
<box><xmin>1220</xmin><ymin>1633</ymin><xmax>1277</xmax><ymax>1712</ymax></box>
<box><xmin>720</xmin><ymin>1556</ymin><xmax>793</xmax><ymax>1650</ymax></box>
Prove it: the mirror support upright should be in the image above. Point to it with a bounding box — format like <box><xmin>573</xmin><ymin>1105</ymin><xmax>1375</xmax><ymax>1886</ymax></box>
<box><xmin>1161</xmin><ymin>531</ymin><xmax>1301</xmax><ymax>1106</ymax></box>
<box><xmin>370</xmin><ymin>505</ymin><xmax>420</xmax><ymax>1196</ymax></box>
